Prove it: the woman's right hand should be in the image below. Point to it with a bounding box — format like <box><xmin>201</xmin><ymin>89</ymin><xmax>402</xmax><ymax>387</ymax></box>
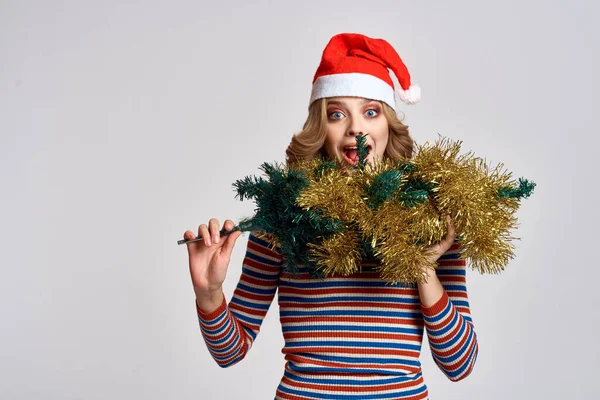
<box><xmin>183</xmin><ymin>218</ymin><xmax>242</xmax><ymax>302</ymax></box>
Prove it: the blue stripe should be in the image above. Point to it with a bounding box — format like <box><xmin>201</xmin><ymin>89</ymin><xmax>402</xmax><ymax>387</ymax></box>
<box><xmin>423</xmin><ymin>300</ymin><xmax>453</xmax><ymax>324</ymax></box>
<box><xmin>202</xmin><ymin>323</ymin><xmax>235</xmax><ymax>346</ymax></box>
<box><xmin>436</xmin><ymin>268</ymin><xmax>465</xmax><ymax>276</ymax></box>
<box><xmin>434</xmin><ymin>333</ymin><xmax>478</xmax><ymax>379</ymax></box>
<box><xmin>449</xmin><ymin>299</ymin><xmax>470</xmax><ymax>308</ymax></box>
<box><xmin>287</xmin><ymin>363</ymin><xmax>422</xmax><ymax>375</ymax></box>
<box><xmin>236</xmin><ymin>282</ymin><xmax>276</xmax><ymax>296</ymax></box>
<box><xmin>212</xmin><ymin>343</ymin><xmax>243</xmax><ymax>361</ymax></box>
<box><xmin>201</xmin><ymin>320</ymin><xmax>228</xmax><ymax>336</ymax></box>
<box><xmin>242</xmin><ymin>325</ymin><xmax>257</xmax><ymax>341</ymax></box>
<box><xmin>218</xmin><ymin>353</ymin><xmax>245</xmax><ymax>368</ymax></box>
<box><xmin>431</xmin><ymin>324</ymin><xmax>472</xmax><ymax>362</ymax></box>
<box><xmin>278</xmin><ymin>295</ymin><xmax>419</xmax><ymax>305</ymax></box>
<box><xmin>428</xmin><ymin>320</ymin><xmax>467</xmax><ymax>354</ymax></box>
<box><xmin>240</xmin><ymin>266</ymin><xmax>279</xmax><ymax>281</ymax></box>
<box><xmin>427</xmin><ymin>308</ymin><xmax>460</xmax><ymax>337</ymax></box>
<box><xmin>282</xmin><ymin>369</ymin><xmax>422</xmax><ymax>385</ymax></box>
<box><xmin>438</xmin><ymin>252</ymin><xmax>462</xmax><ymax>260</ymax></box>
<box><xmin>230</xmin><ymin>310</ymin><xmax>263</xmax><ymax>326</ymax></box>
<box><xmin>197</xmin><ymin>307</ymin><xmax>227</xmax><ymax>324</ymax></box>
<box><xmin>244</xmin><ymin>250</ymin><xmax>281</xmax><ymax>266</ymax></box>
<box><xmin>441</xmin><ymin>284</ymin><xmax>467</xmax><ymax>292</ymax></box>
<box><xmin>198</xmin><ymin>313</ymin><xmax>229</xmax><ymax>335</ymax></box>
<box><xmin>249</xmin><ymin>233</ymin><xmax>282</xmax><ymax>253</ymax></box>
<box><xmin>209</xmin><ymin>333</ymin><xmax>240</xmax><ymax>355</ymax></box>
<box><xmin>282</xmin><ymin>324</ymin><xmax>423</xmax><ymax>335</ymax></box>
<box><xmin>448</xmin><ymin>340</ymin><xmax>477</xmax><ymax>378</ymax></box>
<box><xmin>233</xmin><ymin>297</ymin><xmax>270</xmax><ymax>311</ymax></box>
<box><xmin>280</xmin><ymin>309</ymin><xmax>421</xmax><ymax>318</ymax></box>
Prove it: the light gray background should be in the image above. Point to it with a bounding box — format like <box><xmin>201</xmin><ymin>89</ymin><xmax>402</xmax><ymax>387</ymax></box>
<box><xmin>1</xmin><ymin>1</ymin><xmax>598</xmax><ymax>399</ymax></box>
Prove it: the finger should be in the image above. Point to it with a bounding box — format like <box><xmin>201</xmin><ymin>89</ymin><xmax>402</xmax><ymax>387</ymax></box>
<box><xmin>438</xmin><ymin>220</ymin><xmax>456</xmax><ymax>253</ymax></box>
<box><xmin>223</xmin><ymin>219</ymin><xmax>235</xmax><ymax>232</ymax></box>
<box><xmin>209</xmin><ymin>218</ymin><xmax>221</xmax><ymax>244</ymax></box>
<box><xmin>221</xmin><ymin>229</ymin><xmax>242</xmax><ymax>257</ymax></box>
<box><xmin>198</xmin><ymin>224</ymin><xmax>211</xmax><ymax>246</ymax></box>
<box><xmin>446</xmin><ymin>215</ymin><xmax>456</xmax><ymax>241</ymax></box>
<box><xmin>183</xmin><ymin>230</ymin><xmax>199</xmax><ymax>251</ymax></box>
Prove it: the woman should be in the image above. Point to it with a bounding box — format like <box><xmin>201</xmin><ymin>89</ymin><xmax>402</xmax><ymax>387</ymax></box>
<box><xmin>183</xmin><ymin>33</ymin><xmax>478</xmax><ymax>399</ymax></box>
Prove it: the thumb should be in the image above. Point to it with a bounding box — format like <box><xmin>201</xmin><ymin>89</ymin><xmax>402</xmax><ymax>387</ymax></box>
<box><xmin>221</xmin><ymin>230</ymin><xmax>242</xmax><ymax>257</ymax></box>
<box><xmin>444</xmin><ymin>215</ymin><xmax>456</xmax><ymax>244</ymax></box>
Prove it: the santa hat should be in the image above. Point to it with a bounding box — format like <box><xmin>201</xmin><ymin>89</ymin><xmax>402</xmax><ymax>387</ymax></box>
<box><xmin>309</xmin><ymin>33</ymin><xmax>420</xmax><ymax>111</ymax></box>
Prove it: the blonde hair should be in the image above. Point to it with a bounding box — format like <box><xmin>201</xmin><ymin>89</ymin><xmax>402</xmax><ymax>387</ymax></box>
<box><xmin>285</xmin><ymin>98</ymin><xmax>415</xmax><ymax>167</ymax></box>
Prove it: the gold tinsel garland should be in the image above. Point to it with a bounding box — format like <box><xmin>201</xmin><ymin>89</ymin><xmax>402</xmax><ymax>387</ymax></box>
<box><xmin>293</xmin><ymin>136</ymin><xmax>533</xmax><ymax>284</ymax></box>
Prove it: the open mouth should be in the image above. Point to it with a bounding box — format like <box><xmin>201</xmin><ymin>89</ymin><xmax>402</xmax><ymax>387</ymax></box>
<box><xmin>343</xmin><ymin>145</ymin><xmax>372</xmax><ymax>165</ymax></box>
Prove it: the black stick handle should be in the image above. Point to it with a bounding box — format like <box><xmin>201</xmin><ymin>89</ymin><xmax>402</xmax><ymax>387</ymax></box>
<box><xmin>177</xmin><ymin>228</ymin><xmax>234</xmax><ymax>245</ymax></box>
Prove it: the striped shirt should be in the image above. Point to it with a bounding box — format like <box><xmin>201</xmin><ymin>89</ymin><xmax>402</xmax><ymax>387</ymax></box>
<box><xmin>197</xmin><ymin>233</ymin><xmax>478</xmax><ymax>399</ymax></box>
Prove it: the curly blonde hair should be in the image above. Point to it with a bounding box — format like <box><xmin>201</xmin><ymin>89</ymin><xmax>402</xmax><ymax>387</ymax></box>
<box><xmin>285</xmin><ymin>98</ymin><xmax>415</xmax><ymax>167</ymax></box>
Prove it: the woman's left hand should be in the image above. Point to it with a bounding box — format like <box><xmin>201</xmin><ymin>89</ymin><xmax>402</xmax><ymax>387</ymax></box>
<box><xmin>423</xmin><ymin>214</ymin><xmax>457</xmax><ymax>273</ymax></box>
<box><xmin>418</xmin><ymin>215</ymin><xmax>457</xmax><ymax>306</ymax></box>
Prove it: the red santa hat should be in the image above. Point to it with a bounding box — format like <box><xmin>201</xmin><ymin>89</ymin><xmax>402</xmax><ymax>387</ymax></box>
<box><xmin>309</xmin><ymin>33</ymin><xmax>420</xmax><ymax>111</ymax></box>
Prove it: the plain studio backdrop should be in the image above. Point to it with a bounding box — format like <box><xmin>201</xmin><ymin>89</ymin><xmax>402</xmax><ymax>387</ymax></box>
<box><xmin>1</xmin><ymin>1</ymin><xmax>598</xmax><ymax>399</ymax></box>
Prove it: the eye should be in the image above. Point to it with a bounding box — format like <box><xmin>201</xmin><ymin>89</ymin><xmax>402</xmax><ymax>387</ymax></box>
<box><xmin>329</xmin><ymin>111</ymin><xmax>344</xmax><ymax>120</ymax></box>
<box><xmin>365</xmin><ymin>108</ymin><xmax>379</xmax><ymax>117</ymax></box>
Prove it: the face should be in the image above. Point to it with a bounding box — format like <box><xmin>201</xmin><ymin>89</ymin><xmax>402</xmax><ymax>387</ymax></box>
<box><xmin>322</xmin><ymin>97</ymin><xmax>389</xmax><ymax>166</ymax></box>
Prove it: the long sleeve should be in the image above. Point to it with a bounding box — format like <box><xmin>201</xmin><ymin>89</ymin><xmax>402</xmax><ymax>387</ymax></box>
<box><xmin>421</xmin><ymin>241</ymin><xmax>479</xmax><ymax>381</ymax></box>
<box><xmin>196</xmin><ymin>232</ymin><xmax>283</xmax><ymax>368</ymax></box>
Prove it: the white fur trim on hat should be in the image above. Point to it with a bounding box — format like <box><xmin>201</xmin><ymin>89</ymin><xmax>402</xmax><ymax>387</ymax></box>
<box><xmin>310</xmin><ymin>73</ymin><xmax>397</xmax><ymax>111</ymax></box>
<box><xmin>398</xmin><ymin>84</ymin><xmax>421</xmax><ymax>105</ymax></box>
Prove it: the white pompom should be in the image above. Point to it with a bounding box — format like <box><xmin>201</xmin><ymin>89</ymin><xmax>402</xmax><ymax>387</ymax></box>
<box><xmin>398</xmin><ymin>84</ymin><xmax>421</xmax><ymax>105</ymax></box>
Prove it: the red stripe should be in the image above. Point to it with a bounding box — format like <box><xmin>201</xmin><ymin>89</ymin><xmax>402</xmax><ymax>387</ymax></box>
<box><xmin>278</xmin><ymin>301</ymin><xmax>421</xmax><ymax>311</ymax></box>
<box><xmin>247</xmin><ymin>240</ymin><xmax>282</xmax><ymax>260</ymax></box>
<box><xmin>243</xmin><ymin>257</ymin><xmax>281</xmax><ymax>272</ymax></box>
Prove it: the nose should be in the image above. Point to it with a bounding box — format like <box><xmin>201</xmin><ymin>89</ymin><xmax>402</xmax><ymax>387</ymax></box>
<box><xmin>347</xmin><ymin>116</ymin><xmax>366</xmax><ymax>137</ymax></box>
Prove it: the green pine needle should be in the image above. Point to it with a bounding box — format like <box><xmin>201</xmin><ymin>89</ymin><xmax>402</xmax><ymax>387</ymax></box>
<box><xmin>497</xmin><ymin>178</ymin><xmax>536</xmax><ymax>200</ymax></box>
<box><xmin>396</xmin><ymin>179</ymin><xmax>436</xmax><ymax>208</ymax></box>
<box><xmin>314</xmin><ymin>160</ymin><xmax>337</xmax><ymax>177</ymax></box>
<box><xmin>355</xmin><ymin>134</ymin><xmax>369</xmax><ymax>169</ymax></box>
<box><xmin>365</xmin><ymin>170</ymin><xmax>403</xmax><ymax>209</ymax></box>
<box><xmin>232</xmin><ymin>161</ymin><xmax>345</xmax><ymax>275</ymax></box>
